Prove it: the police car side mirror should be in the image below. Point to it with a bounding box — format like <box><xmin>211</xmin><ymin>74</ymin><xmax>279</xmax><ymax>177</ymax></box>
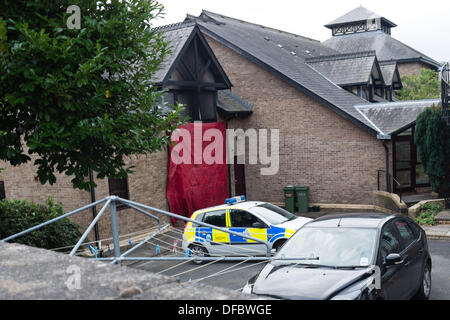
<box><xmin>252</xmin><ymin>221</ymin><xmax>266</xmax><ymax>228</ymax></box>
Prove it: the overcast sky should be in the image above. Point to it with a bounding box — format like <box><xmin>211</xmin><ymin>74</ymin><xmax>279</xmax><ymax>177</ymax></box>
<box><xmin>154</xmin><ymin>0</ymin><xmax>450</xmax><ymax>63</ymax></box>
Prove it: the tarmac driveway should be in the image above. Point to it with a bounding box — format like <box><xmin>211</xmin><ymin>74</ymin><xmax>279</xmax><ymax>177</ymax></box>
<box><xmin>428</xmin><ymin>240</ymin><xmax>450</xmax><ymax>300</ymax></box>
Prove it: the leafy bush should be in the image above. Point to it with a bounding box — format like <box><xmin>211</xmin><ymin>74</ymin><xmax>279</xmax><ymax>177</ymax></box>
<box><xmin>0</xmin><ymin>198</ymin><xmax>81</xmax><ymax>249</ymax></box>
<box><xmin>415</xmin><ymin>203</ymin><xmax>442</xmax><ymax>226</ymax></box>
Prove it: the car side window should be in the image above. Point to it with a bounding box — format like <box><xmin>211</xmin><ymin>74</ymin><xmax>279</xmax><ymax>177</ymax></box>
<box><xmin>192</xmin><ymin>212</ymin><xmax>205</xmax><ymax>227</ymax></box>
<box><xmin>408</xmin><ymin>222</ymin><xmax>422</xmax><ymax>239</ymax></box>
<box><xmin>202</xmin><ymin>210</ymin><xmax>227</xmax><ymax>228</ymax></box>
<box><xmin>229</xmin><ymin>209</ymin><xmax>265</xmax><ymax>228</ymax></box>
<box><xmin>394</xmin><ymin>220</ymin><xmax>416</xmax><ymax>248</ymax></box>
<box><xmin>379</xmin><ymin>223</ymin><xmax>402</xmax><ymax>263</ymax></box>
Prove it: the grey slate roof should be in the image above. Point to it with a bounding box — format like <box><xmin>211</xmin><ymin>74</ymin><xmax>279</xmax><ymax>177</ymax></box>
<box><xmin>217</xmin><ymin>90</ymin><xmax>253</xmax><ymax>114</ymax></box>
<box><xmin>379</xmin><ymin>61</ymin><xmax>396</xmax><ymax>86</ymax></box>
<box><xmin>189</xmin><ymin>11</ymin><xmax>340</xmax><ymax>60</ymax></box>
<box><xmin>185</xmin><ymin>10</ymin><xmax>380</xmax><ymax>135</ymax></box>
<box><xmin>305</xmin><ymin>51</ymin><xmax>378</xmax><ymax>86</ymax></box>
<box><xmin>355</xmin><ymin>99</ymin><xmax>440</xmax><ymax>135</ymax></box>
<box><xmin>151</xmin><ymin>22</ymin><xmax>196</xmax><ymax>84</ymax></box>
<box><xmin>323</xmin><ymin>30</ymin><xmax>441</xmax><ymax>69</ymax></box>
<box><xmin>325</xmin><ymin>6</ymin><xmax>396</xmax><ymax>28</ymax></box>
<box><xmin>379</xmin><ymin>61</ymin><xmax>402</xmax><ymax>88</ymax></box>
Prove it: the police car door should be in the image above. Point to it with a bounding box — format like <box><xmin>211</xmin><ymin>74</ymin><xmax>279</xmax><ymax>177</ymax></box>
<box><xmin>200</xmin><ymin>209</ymin><xmax>230</xmax><ymax>256</ymax></box>
<box><xmin>228</xmin><ymin>209</ymin><xmax>268</xmax><ymax>256</ymax></box>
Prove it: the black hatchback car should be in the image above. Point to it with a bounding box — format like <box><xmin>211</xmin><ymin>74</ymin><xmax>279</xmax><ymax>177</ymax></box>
<box><xmin>243</xmin><ymin>213</ymin><xmax>432</xmax><ymax>300</ymax></box>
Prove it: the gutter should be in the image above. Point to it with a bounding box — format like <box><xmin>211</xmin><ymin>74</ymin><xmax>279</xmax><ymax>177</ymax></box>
<box><xmin>376</xmin><ymin>131</ymin><xmax>392</xmax><ymax>194</ymax></box>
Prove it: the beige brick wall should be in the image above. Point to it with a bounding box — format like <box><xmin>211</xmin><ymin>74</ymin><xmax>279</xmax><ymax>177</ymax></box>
<box><xmin>0</xmin><ymin>151</ymin><xmax>169</xmax><ymax>243</ymax></box>
<box><xmin>397</xmin><ymin>62</ymin><xmax>432</xmax><ymax>78</ymax></box>
<box><xmin>207</xmin><ymin>35</ymin><xmax>391</xmax><ymax>205</ymax></box>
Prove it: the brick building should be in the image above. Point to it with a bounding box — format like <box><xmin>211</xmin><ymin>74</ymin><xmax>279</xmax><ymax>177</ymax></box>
<box><xmin>184</xmin><ymin>8</ymin><xmax>440</xmax><ymax>201</ymax></box>
<box><xmin>0</xmin><ymin>7</ymin><xmax>442</xmax><ymax>241</ymax></box>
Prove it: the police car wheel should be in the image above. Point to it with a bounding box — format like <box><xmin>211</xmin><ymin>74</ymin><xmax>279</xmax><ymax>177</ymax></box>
<box><xmin>189</xmin><ymin>245</ymin><xmax>208</xmax><ymax>265</ymax></box>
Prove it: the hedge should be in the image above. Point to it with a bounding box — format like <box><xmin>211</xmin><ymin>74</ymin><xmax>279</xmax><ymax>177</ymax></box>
<box><xmin>0</xmin><ymin>197</ymin><xmax>81</xmax><ymax>250</ymax></box>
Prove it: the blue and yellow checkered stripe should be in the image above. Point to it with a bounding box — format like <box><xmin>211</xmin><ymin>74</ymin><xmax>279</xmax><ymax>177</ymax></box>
<box><xmin>184</xmin><ymin>223</ymin><xmax>295</xmax><ymax>245</ymax></box>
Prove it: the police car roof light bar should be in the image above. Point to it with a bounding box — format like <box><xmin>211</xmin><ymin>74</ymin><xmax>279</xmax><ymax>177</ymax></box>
<box><xmin>225</xmin><ymin>196</ymin><xmax>246</xmax><ymax>205</ymax></box>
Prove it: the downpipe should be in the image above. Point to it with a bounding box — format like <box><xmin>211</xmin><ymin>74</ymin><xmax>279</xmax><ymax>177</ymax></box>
<box><xmin>381</xmin><ymin>139</ymin><xmax>391</xmax><ymax>193</ymax></box>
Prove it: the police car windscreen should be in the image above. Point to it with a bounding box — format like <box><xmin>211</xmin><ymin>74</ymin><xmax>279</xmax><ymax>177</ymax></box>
<box><xmin>252</xmin><ymin>204</ymin><xmax>295</xmax><ymax>225</ymax></box>
<box><xmin>257</xmin><ymin>203</ymin><xmax>295</xmax><ymax>219</ymax></box>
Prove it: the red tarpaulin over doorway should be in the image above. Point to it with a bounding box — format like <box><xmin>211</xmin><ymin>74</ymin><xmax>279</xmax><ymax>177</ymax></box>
<box><xmin>166</xmin><ymin>122</ymin><xmax>229</xmax><ymax>225</ymax></box>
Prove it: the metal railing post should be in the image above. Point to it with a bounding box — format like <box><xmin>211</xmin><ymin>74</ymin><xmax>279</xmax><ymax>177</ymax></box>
<box><xmin>109</xmin><ymin>197</ymin><xmax>121</xmax><ymax>263</ymax></box>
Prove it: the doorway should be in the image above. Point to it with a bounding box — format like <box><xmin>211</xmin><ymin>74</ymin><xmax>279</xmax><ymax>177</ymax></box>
<box><xmin>393</xmin><ymin>126</ymin><xmax>430</xmax><ymax>193</ymax></box>
<box><xmin>234</xmin><ymin>156</ymin><xmax>246</xmax><ymax>197</ymax></box>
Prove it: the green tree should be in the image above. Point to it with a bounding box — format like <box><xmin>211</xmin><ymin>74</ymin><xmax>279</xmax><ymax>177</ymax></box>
<box><xmin>0</xmin><ymin>0</ymin><xmax>184</xmax><ymax>191</ymax></box>
<box><xmin>414</xmin><ymin>105</ymin><xmax>450</xmax><ymax>198</ymax></box>
<box><xmin>396</xmin><ymin>68</ymin><xmax>441</xmax><ymax>101</ymax></box>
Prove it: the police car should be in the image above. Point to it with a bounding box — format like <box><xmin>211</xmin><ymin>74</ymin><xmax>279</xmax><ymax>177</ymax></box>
<box><xmin>182</xmin><ymin>196</ymin><xmax>312</xmax><ymax>262</ymax></box>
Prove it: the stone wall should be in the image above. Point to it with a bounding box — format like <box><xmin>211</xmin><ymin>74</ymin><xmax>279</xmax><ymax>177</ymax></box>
<box><xmin>373</xmin><ymin>191</ymin><xmax>408</xmax><ymax>215</ymax></box>
<box><xmin>0</xmin><ymin>242</ymin><xmax>246</xmax><ymax>300</ymax></box>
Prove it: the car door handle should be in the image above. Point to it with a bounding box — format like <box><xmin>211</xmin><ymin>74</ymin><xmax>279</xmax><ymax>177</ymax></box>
<box><xmin>403</xmin><ymin>260</ymin><xmax>410</xmax><ymax>267</ymax></box>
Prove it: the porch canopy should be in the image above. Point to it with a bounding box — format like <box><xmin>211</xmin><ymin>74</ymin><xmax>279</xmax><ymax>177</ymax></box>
<box><xmin>356</xmin><ymin>99</ymin><xmax>440</xmax><ymax>193</ymax></box>
<box><xmin>355</xmin><ymin>99</ymin><xmax>440</xmax><ymax>137</ymax></box>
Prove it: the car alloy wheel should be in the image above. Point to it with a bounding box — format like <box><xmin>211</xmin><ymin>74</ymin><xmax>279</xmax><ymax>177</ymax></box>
<box><xmin>414</xmin><ymin>262</ymin><xmax>431</xmax><ymax>300</ymax></box>
<box><xmin>422</xmin><ymin>264</ymin><xmax>431</xmax><ymax>298</ymax></box>
<box><xmin>189</xmin><ymin>245</ymin><xmax>208</xmax><ymax>265</ymax></box>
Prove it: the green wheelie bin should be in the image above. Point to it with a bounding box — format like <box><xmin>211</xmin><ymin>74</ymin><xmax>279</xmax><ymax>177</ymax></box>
<box><xmin>283</xmin><ymin>186</ymin><xmax>296</xmax><ymax>213</ymax></box>
<box><xmin>295</xmin><ymin>186</ymin><xmax>309</xmax><ymax>214</ymax></box>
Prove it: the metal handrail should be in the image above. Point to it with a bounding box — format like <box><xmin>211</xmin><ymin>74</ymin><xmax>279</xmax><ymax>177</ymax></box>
<box><xmin>377</xmin><ymin>170</ymin><xmax>402</xmax><ymax>203</ymax></box>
